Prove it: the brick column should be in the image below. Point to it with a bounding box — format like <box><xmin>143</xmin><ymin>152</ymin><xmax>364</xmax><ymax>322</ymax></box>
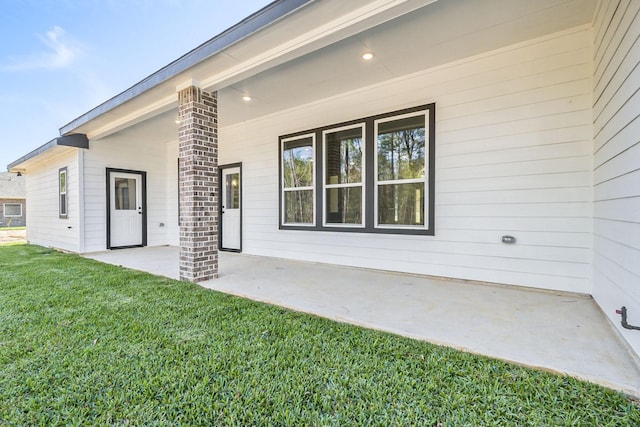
<box><xmin>178</xmin><ymin>85</ymin><xmax>218</xmax><ymax>282</ymax></box>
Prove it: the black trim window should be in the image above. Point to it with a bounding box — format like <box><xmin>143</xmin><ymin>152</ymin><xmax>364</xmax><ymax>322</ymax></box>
<box><xmin>279</xmin><ymin>103</ymin><xmax>435</xmax><ymax>235</ymax></box>
<box><xmin>281</xmin><ymin>134</ymin><xmax>315</xmax><ymax>225</ymax></box>
<box><xmin>375</xmin><ymin>113</ymin><xmax>427</xmax><ymax>228</ymax></box>
<box><xmin>59</xmin><ymin>167</ymin><xmax>68</xmax><ymax>219</ymax></box>
<box><xmin>323</xmin><ymin>124</ymin><xmax>365</xmax><ymax>227</ymax></box>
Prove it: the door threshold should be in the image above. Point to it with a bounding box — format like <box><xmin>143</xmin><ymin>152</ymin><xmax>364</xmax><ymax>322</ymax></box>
<box><xmin>110</xmin><ymin>245</ymin><xmax>145</xmax><ymax>250</ymax></box>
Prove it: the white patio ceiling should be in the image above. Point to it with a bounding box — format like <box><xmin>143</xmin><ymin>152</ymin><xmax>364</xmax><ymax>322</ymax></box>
<box><xmin>91</xmin><ymin>0</ymin><xmax>596</xmax><ymax>143</ymax></box>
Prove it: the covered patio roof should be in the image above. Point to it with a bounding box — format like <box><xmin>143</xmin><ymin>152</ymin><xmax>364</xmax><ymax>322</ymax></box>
<box><xmin>8</xmin><ymin>0</ymin><xmax>596</xmax><ymax>170</ymax></box>
<box><xmin>84</xmin><ymin>246</ymin><xmax>640</xmax><ymax>397</ymax></box>
<box><xmin>61</xmin><ymin>0</ymin><xmax>595</xmax><ymax>142</ymax></box>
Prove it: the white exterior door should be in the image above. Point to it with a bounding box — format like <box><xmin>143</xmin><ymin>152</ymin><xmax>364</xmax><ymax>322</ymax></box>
<box><xmin>109</xmin><ymin>171</ymin><xmax>144</xmax><ymax>248</ymax></box>
<box><xmin>221</xmin><ymin>166</ymin><xmax>241</xmax><ymax>251</ymax></box>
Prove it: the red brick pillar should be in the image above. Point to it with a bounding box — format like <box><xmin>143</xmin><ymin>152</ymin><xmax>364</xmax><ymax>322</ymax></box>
<box><xmin>178</xmin><ymin>85</ymin><xmax>218</xmax><ymax>282</ymax></box>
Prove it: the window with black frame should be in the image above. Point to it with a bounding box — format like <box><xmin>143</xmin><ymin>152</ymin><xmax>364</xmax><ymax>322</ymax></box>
<box><xmin>324</xmin><ymin>124</ymin><xmax>364</xmax><ymax>227</ymax></box>
<box><xmin>375</xmin><ymin>113</ymin><xmax>426</xmax><ymax>228</ymax></box>
<box><xmin>281</xmin><ymin>134</ymin><xmax>315</xmax><ymax>225</ymax></box>
<box><xmin>279</xmin><ymin>104</ymin><xmax>434</xmax><ymax>235</ymax></box>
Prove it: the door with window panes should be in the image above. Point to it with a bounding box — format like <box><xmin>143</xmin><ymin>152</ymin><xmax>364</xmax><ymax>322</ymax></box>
<box><xmin>109</xmin><ymin>171</ymin><xmax>144</xmax><ymax>248</ymax></box>
<box><xmin>221</xmin><ymin>166</ymin><xmax>241</xmax><ymax>251</ymax></box>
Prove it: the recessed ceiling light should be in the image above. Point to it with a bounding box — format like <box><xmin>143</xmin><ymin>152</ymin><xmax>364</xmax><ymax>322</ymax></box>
<box><xmin>242</xmin><ymin>95</ymin><xmax>252</xmax><ymax>102</ymax></box>
<box><xmin>362</xmin><ymin>52</ymin><xmax>375</xmax><ymax>61</ymax></box>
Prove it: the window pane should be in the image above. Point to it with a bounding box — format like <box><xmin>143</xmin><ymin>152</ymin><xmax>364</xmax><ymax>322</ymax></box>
<box><xmin>284</xmin><ymin>190</ymin><xmax>313</xmax><ymax>224</ymax></box>
<box><xmin>283</xmin><ymin>137</ymin><xmax>313</xmax><ymax>188</ymax></box>
<box><xmin>4</xmin><ymin>204</ymin><xmax>21</xmax><ymax>216</ymax></box>
<box><xmin>326</xmin><ymin>187</ymin><xmax>362</xmax><ymax>225</ymax></box>
<box><xmin>59</xmin><ymin>168</ymin><xmax>68</xmax><ymax>217</ymax></box>
<box><xmin>59</xmin><ymin>171</ymin><xmax>66</xmax><ymax>193</ymax></box>
<box><xmin>325</xmin><ymin>127</ymin><xmax>363</xmax><ymax>184</ymax></box>
<box><xmin>378</xmin><ymin>183</ymin><xmax>424</xmax><ymax>226</ymax></box>
<box><xmin>377</xmin><ymin>115</ymin><xmax>425</xmax><ymax>181</ymax></box>
<box><xmin>225</xmin><ymin>173</ymin><xmax>240</xmax><ymax>209</ymax></box>
<box><xmin>115</xmin><ymin>178</ymin><xmax>137</xmax><ymax>210</ymax></box>
<box><xmin>60</xmin><ymin>194</ymin><xmax>67</xmax><ymax>216</ymax></box>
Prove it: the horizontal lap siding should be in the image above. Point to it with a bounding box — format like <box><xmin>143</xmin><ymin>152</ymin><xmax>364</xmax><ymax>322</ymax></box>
<box><xmin>219</xmin><ymin>27</ymin><xmax>593</xmax><ymax>293</ymax></box>
<box><xmin>83</xmin><ymin>136</ymin><xmax>175</xmax><ymax>253</ymax></box>
<box><xmin>25</xmin><ymin>149</ymin><xmax>80</xmax><ymax>252</ymax></box>
<box><xmin>165</xmin><ymin>142</ymin><xmax>179</xmax><ymax>246</ymax></box>
<box><xmin>592</xmin><ymin>0</ymin><xmax>640</xmax><ymax>356</ymax></box>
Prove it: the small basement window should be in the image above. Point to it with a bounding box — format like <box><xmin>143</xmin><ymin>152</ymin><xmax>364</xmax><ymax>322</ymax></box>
<box><xmin>3</xmin><ymin>203</ymin><xmax>22</xmax><ymax>217</ymax></box>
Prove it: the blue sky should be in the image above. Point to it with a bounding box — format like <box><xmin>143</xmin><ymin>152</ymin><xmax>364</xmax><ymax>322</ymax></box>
<box><xmin>0</xmin><ymin>0</ymin><xmax>271</xmax><ymax>171</ymax></box>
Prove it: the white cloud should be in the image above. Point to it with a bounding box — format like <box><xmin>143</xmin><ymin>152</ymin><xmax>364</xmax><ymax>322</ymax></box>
<box><xmin>40</xmin><ymin>26</ymin><xmax>76</xmax><ymax>68</ymax></box>
<box><xmin>1</xmin><ymin>26</ymin><xmax>83</xmax><ymax>71</ymax></box>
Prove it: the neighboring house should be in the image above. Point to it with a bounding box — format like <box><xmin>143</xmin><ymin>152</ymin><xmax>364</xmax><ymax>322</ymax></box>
<box><xmin>0</xmin><ymin>172</ymin><xmax>26</xmax><ymax>227</ymax></box>
<box><xmin>7</xmin><ymin>0</ymin><xmax>640</xmax><ymax>359</ymax></box>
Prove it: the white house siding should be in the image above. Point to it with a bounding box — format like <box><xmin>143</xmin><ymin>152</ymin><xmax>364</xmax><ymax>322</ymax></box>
<box><xmin>25</xmin><ymin>149</ymin><xmax>81</xmax><ymax>252</ymax></box>
<box><xmin>165</xmin><ymin>141</ymin><xmax>179</xmax><ymax>247</ymax></box>
<box><xmin>82</xmin><ymin>134</ymin><xmax>175</xmax><ymax>253</ymax></box>
<box><xmin>219</xmin><ymin>27</ymin><xmax>594</xmax><ymax>294</ymax></box>
<box><xmin>592</xmin><ymin>0</ymin><xmax>640</xmax><ymax>356</ymax></box>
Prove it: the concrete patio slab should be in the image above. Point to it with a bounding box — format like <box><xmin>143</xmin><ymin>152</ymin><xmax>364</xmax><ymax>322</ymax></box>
<box><xmin>84</xmin><ymin>246</ymin><xmax>640</xmax><ymax>397</ymax></box>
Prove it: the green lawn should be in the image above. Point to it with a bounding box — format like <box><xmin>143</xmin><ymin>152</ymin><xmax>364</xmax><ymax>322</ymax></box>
<box><xmin>0</xmin><ymin>241</ymin><xmax>25</xmax><ymax>247</ymax></box>
<box><xmin>1</xmin><ymin>245</ymin><xmax>638</xmax><ymax>426</ymax></box>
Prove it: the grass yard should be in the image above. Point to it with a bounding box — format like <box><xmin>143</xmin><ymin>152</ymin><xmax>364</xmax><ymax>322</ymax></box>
<box><xmin>0</xmin><ymin>241</ymin><xmax>25</xmax><ymax>247</ymax></box>
<box><xmin>1</xmin><ymin>245</ymin><xmax>638</xmax><ymax>426</ymax></box>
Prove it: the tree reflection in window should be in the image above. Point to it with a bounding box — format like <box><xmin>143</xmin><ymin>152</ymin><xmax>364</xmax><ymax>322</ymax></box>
<box><xmin>325</xmin><ymin>126</ymin><xmax>364</xmax><ymax>225</ymax></box>
<box><xmin>282</xmin><ymin>136</ymin><xmax>314</xmax><ymax>224</ymax></box>
<box><xmin>377</xmin><ymin>115</ymin><xmax>426</xmax><ymax>226</ymax></box>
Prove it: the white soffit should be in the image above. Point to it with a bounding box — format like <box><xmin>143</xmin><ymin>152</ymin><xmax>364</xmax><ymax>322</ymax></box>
<box><xmin>197</xmin><ymin>0</ymin><xmax>440</xmax><ymax>91</ymax></box>
<box><xmin>218</xmin><ymin>0</ymin><xmax>596</xmax><ymax>127</ymax></box>
<box><xmin>72</xmin><ymin>0</ymin><xmax>438</xmax><ymax>140</ymax></box>
<box><xmin>88</xmin><ymin>0</ymin><xmax>596</xmax><ymax>139</ymax></box>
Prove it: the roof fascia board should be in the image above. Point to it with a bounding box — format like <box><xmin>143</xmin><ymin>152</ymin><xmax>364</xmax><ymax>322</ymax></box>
<box><xmin>59</xmin><ymin>0</ymin><xmax>314</xmax><ymax>136</ymax></box>
<box><xmin>8</xmin><ymin>139</ymin><xmax>57</xmax><ymax>171</ymax></box>
<box><xmin>7</xmin><ymin>134</ymin><xmax>88</xmax><ymax>171</ymax></box>
<box><xmin>58</xmin><ymin>134</ymin><xmax>89</xmax><ymax>149</ymax></box>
